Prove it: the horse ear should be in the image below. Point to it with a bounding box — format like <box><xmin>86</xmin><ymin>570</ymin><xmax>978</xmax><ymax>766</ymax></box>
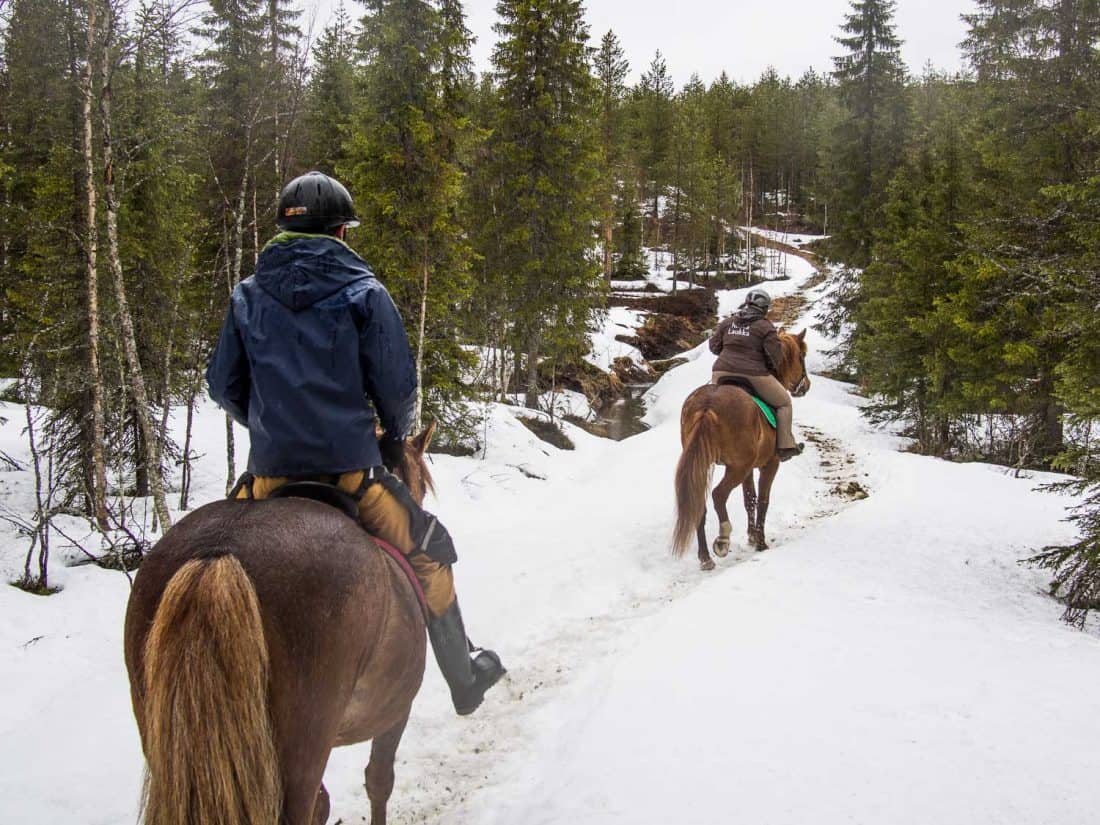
<box><xmin>797</xmin><ymin>329</ymin><xmax>807</xmax><ymax>342</ymax></box>
<box><xmin>412</xmin><ymin>420</ymin><xmax>437</xmax><ymax>455</ymax></box>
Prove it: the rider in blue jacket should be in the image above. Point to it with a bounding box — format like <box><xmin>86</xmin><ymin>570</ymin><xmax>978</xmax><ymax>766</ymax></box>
<box><xmin>207</xmin><ymin>172</ymin><xmax>505</xmax><ymax>716</ymax></box>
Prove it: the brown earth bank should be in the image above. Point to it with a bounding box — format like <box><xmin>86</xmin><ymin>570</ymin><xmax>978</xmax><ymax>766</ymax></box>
<box><xmin>609</xmin><ymin>288</ymin><xmax>718</xmax><ymax>361</ymax></box>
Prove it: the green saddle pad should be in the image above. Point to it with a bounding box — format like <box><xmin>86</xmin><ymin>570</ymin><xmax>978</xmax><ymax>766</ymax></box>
<box><xmin>751</xmin><ymin>395</ymin><xmax>777</xmax><ymax>429</ymax></box>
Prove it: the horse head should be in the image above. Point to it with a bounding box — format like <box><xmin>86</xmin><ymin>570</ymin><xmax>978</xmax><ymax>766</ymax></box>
<box><xmin>779</xmin><ymin>328</ymin><xmax>811</xmax><ymax>398</ymax></box>
<box><xmin>394</xmin><ymin>421</ymin><xmax>437</xmax><ymax>504</ymax></box>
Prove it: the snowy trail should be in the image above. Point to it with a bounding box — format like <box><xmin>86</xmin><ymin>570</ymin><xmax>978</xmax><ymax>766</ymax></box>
<box><xmin>1</xmin><ymin>238</ymin><xmax>1098</xmax><ymax>824</ymax></box>
<box><xmin>446</xmin><ymin>257</ymin><xmax>1100</xmax><ymax>825</ymax></box>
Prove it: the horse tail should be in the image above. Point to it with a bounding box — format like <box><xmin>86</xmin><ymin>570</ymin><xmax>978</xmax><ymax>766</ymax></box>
<box><xmin>141</xmin><ymin>554</ymin><xmax>281</xmax><ymax>825</ymax></box>
<box><xmin>673</xmin><ymin>409</ymin><xmax>721</xmax><ymax>556</ymax></box>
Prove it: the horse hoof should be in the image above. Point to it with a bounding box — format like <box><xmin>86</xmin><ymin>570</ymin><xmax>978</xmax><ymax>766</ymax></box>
<box><xmin>700</xmin><ymin>558</ymin><xmax>716</xmax><ymax>571</ymax></box>
<box><xmin>712</xmin><ymin>538</ymin><xmax>730</xmax><ymax>558</ymax></box>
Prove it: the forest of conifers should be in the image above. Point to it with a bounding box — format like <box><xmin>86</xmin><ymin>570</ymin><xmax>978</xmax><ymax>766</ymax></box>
<box><xmin>0</xmin><ymin>0</ymin><xmax>1097</xmax><ymax>619</ymax></box>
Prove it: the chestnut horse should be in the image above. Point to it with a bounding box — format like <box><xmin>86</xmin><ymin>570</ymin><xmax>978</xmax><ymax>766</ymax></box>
<box><xmin>672</xmin><ymin>330</ymin><xmax>810</xmax><ymax>570</ymax></box>
<box><xmin>123</xmin><ymin>426</ymin><xmax>438</xmax><ymax>825</ymax></box>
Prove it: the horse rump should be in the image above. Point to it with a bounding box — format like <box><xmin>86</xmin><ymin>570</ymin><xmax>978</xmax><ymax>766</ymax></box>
<box><xmin>138</xmin><ymin>552</ymin><xmax>281</xmax><ymax>825</ymax></box>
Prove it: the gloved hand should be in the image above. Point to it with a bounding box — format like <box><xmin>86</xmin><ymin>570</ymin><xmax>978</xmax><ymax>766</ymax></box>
<box><xmin>379</xmin><ymin>436</ymin><xmax>407</xmax><ymax>473</ymax></box>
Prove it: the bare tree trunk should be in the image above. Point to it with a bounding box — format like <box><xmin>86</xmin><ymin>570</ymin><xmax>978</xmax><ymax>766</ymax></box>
<box><xmin>524</xmin><ymin>336</ymin><xmax>540</xmax><ymax>409</ymax></box>
<box><xmin>671</xmin><ymin>168</ymin><xmax>681</xmax><ymax>294</ymax></box>
<box><xmin>224</xmin><ymin>157</ymin><xmax>252</xmax><ymax>491</ymax></box>
<box><xmin>652</xmin><ymin>192</ymin><xmax>661</xmax><ymax>272</ymax></box>
<box><xmin>603</xmin><ymin>197</ymin><xmax>614</xmax><ymax>281</ymax></box>
<box><xmin>180</xmin><ymin>388</ymin><xmax>196</xmax><ymax>510</ymax></box>
<box><xmin>157</xmin><ymin>272</ymin><xmax>184</xmax><ymax>478</ymax></box>
<box><xmin>252</xmin><ymin>188</ymin><xmax>260</xmax><ymax>266</ymax></box>
<box><xmin>79</xmin><ymin>0</ymin><xmax>109</xmax><ymax>531</ymax></box>
<box><xmin>745</xmin><ymin>160</ymin><xmax>755</xmax><ymax>280</ymax></box>
<box><xmin>98</xmin><ymin>0</ymin><xmax>172</xmax><ymax>531</ymax></box>
<box><xmin>414</xmin><ymin>243</ymin><xmax>429</xmax><ymax>431</ymax></box>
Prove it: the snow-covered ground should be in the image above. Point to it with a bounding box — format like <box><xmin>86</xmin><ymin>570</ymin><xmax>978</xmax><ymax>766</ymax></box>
<box><xmin>741</xmin><ymin>225</ymin><xmax>829</xmax><ymax>249</ymax></box>
<box><xmin>2</xmin><ymin>252</ymin><xmax>1098</xmax><ymax>825</ymax></box>
<box><xmin>585</xmin><ymin>306</ymin><xmax>648</xmax><ymax>372</ymax></box>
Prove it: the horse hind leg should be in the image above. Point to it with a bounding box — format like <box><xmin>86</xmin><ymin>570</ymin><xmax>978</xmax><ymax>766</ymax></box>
<box><xmin>365</xmin><ymin>714</ymin><xmax>410</xmax><ymax>825</ymax></box>
<box><xmin>697</xmin><ymin>514</ymin><xmax>715</xmax><ymax>571</ymax></box>
<box><xmin>711</xmin><ymin>467</ymin><xmax>739</xmax><ymax>558</ymax></box>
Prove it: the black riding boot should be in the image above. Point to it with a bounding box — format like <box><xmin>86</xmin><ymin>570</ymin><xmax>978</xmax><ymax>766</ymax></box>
<box><xmin>428</xmin><ymin>599</ymin><xmax>506</xmax><ymax>716</ymax></box>
<box><xmin>777</xmin><ymin>443</ymin><xmax>805</xmax><ymax>462</ymax></box>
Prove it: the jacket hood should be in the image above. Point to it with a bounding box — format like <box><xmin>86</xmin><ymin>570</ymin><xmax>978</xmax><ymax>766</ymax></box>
<box><xmin>253</xmin><ymin>235</ymin><xmax>373</xmax><ymax>311</ymax></box>
<box><xmin>733</xmin><ymin>305</ymin><xmax>766</xmax><ymax>324</ymax></box>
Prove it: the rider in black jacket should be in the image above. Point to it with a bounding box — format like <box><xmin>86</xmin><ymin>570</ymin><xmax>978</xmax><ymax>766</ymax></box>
<box><xmin>207</xmin><ymin>172</ymin><xmax>505</xmax><ymax>715</ymax></box>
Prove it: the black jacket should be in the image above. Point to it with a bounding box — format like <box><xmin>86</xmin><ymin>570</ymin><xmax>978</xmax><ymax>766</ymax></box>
<box><xmin>206</xmin><ymin>235</ymin><xmax>417</xmax><ymax>476</ymax></box>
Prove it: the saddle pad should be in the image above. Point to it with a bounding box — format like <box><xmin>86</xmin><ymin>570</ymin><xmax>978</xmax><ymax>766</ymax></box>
<box><xmin>751</xmin><ymin>396</ymin><xmax>777</xmax><ymax>429</ymax></box>
<box><xmin>374</xmin><ymin>537</ymin><xmax>431</xmax><ymax>620</ymax></box>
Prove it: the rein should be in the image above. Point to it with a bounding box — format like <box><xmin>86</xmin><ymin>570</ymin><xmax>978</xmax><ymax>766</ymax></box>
<box><xmin>792</xmin><ymin>357</ymin><xmax>809</xmax><ymax>395</ymax></box>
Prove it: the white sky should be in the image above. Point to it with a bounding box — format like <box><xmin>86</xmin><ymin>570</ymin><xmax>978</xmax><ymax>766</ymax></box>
<box><xmin>304</xmin><ymin>0</ymin><xmax>977</xmax><ymax>86</ymax></box>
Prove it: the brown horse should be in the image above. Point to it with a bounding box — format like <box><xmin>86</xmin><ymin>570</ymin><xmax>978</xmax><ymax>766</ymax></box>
<box><xmin>123</xmin><ymin>426</ymin><xmax>438</xmax><ymax>825</ymax></box>
<box><xmin>672</xmin><ymin>330</ymin><xmax>810</xmax><ymax>570</ymax></box>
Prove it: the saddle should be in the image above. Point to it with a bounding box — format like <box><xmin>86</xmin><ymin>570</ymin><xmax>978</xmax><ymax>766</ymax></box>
<box><xmin>715</xmin><ymin>376</ymin><xmax>777</xmax><ymax>429</ymax></box>
<box><xmin>266</xmin><ymin>480</ymin><xmax>430</xmax><ymax>615</ymax></box>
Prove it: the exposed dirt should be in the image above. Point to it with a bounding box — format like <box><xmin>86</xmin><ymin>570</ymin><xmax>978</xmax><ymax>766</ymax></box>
<box><xmin>770</xmin><ymin>294</ymin><xmax>809</xmax><ymax>327</ymax></box>
<box><xmin>611</xmin><ymin>288</ymin><xmax>718</xmax><ymax>361</ymax></box>
<box><xmin>550</xmin><ymin>359</ymin><xmax>626</xmax><ymax>410</ymax></box>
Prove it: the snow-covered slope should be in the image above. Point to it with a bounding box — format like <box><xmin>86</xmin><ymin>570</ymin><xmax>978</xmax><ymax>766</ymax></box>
<box><xmin>1</xmin><ymin>249</ymin><xmax>1097</xmax><ymax>825</ymax></box>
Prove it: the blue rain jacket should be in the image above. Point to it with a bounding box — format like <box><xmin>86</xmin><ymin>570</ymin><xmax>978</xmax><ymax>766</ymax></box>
<box><xmin>206</xmin><ymin>235</ymin><xmax>417</xmax><ymax>476</ymax></box>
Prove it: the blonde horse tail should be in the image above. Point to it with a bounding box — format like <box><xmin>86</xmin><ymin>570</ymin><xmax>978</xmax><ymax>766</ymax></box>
<box><xmin>673</xmin><ymin>409</ymin><xmax>721</xmax><ymax>556</ymax></box>
<box><xmin>140</xmin><ymin>554</ymin><xmax>281</xmax><ymax>825</ymax></box>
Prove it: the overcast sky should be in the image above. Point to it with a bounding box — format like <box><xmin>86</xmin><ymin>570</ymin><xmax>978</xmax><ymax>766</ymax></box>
<box><xmin>305</xmin><ymin>0</ymin><xmax>977</xmax><ymax>86</ymax></box>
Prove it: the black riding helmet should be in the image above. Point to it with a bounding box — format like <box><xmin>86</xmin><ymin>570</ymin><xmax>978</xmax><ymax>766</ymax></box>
<box><xmin>276</xmin><ymin>171</ymin><xmax>361</xmax><ymax>232</ymax></box>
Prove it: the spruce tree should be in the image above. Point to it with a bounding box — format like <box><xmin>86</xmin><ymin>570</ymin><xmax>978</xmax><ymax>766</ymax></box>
<box><xmin>342</xmin><ymin>0</ymin><xmax>476</xmax><ymax>431</ymax></box>
<box><xmin>1</xmin><ymin>0</ymin><xmax>108</xmax><ymax>519</ymax></box>
<box><xmin>853</xmin><ymin>74</ymin><xmax>975</xmax><ymax>455</ymax></box>
<box><xmin>947</xmin><ymin>0</ymin><xmax>1100</xmax><ymax>463</ymax></box>
<box><xmin>635</xmin><ymin>51</ymin><xmax>674</xmax><ymax>252</ymax></box>
<box><xmin>595</xmin><ymin>29</ymin><xmax>629</xmax><ymax>281</ymax></box>
<box><xmin>488</xmin><ymin>0</ymin><xmax>601</xmax><ymax>407</ymax></box>
<box><xmin>830</xmin><ymin>0</ymin><xmax>908</xmax><ymax>267</ymax></box>
<box><xmin>301</xmin><ymin>3</ymin><xmax>357</xmax><ymax>174</ymax></box>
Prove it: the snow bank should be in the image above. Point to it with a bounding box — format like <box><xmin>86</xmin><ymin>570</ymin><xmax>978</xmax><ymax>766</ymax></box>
<box><xmin>586</xmin><ymin>307</ymin><xmax>648</xmax><ymax>372</ymax></box>
<box><xmin>1</xmin><ymin>251</ymin><xmax>1096</xmax><ymax>825</ymax></box>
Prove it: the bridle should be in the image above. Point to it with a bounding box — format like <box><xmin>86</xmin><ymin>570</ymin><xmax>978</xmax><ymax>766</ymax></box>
<box><xmin>790</xmin><ymin>350</ymin><xmax>810</xmax><ymax>397</ymax></box>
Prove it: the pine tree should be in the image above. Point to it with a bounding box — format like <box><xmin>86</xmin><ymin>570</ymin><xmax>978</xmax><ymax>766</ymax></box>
<box><xmin>301</xmin><ymin>3</ymin><xmax>357</xmax><ymax>173</ymax></box>
<box><xmin>487</xmin><ymin>0</ymin><xmax>601</xmax><ymax>407</ymax></box>
<box><xmin>195</xmin><ymin>0</ymin><xmax>270</xmax><ymax>487</ymax></box>
<box><xmin>342</xmin><ymin>0</ymin><xmax>476</xmax><ymax>431</ymax></box>
<box><xmin>946</xmin><ymin>0</ymin><xmax>1100</xmax><ymax>464</ymax></box>
<box><xmin>853</xmin><ymin>74</ymin><xmax>975</xmax><ymax>454</ymax></box>
<box><xmin>635</xmin><ymin>50</ymin><xmax>674</xmax><ymax>252</ymax></box>
<box><xmin>830</xmin><ymin>0</ymin><xmax>909</xmax><ymax>267</ymax></box>
<box><xmin>594</xmin><ymin>29</ymin><xmax>628</xmax><ymax>281</ymax></box>
<box><xmin>702</xmin><ymin>73</ymin><xmax>743</xmax><ymax>267</ymax></box>
<box><xmin>1</xmin><ymin>0</ymin><xmax>110</xmax><ymax>522</ymax></box>
<box><xmin>668</xmin><ymin>74</ymin><xmax>711</xmax><ymax>290</ymax></box>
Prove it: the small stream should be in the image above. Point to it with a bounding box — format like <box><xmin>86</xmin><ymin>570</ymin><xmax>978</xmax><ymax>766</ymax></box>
<box><xmin>601</xmin><ymin>383</ymin><xmax>652</xmax><ymax>441</ymax></box>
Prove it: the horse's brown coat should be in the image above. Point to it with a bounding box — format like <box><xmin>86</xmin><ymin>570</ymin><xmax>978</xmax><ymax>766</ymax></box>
<box><xmin>673</xmin><ymin>330</ymin><xmax>810</xmax><ymax>566</ymax></box>
<box><xmin>124</xmin><ymin>436</ymin><xmax>436</xmax><ymax>825</ymax></box>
